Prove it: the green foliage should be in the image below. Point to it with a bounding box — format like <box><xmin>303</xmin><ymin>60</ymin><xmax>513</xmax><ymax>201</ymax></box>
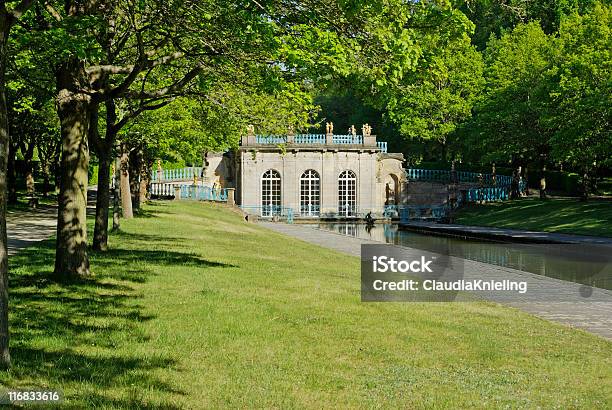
<box><xmin>456</xmin><ymin>2</ymin><xmax>610</xmax><ymax>183</ymax></box>
<box><xmin>461</xmin><ymin>0</ymin><xmax>601</xmax><ymax>48</ymax></box>
<box><xmin>124</xmin><ymin>81</ymin><xmax>318</xmax><ymax>164</ymax></box>
<box><xmin>385</xmin><ymin>34</ymin><xmax>484</xmax><ymax>147</ymax></box>
<box><xmin>546</xmin><ymin>3</ymin><xmax>612</xmax><ymax>171</ymax></box>
<box><xmin>88</xmin><ymin>165</ymin><xmax>100</xmax><ymax>186</ymax></box>
<box><xmin>458</xmin><ymin>22</ymin><xmax>554</xmax><ymax>164</ymax></box>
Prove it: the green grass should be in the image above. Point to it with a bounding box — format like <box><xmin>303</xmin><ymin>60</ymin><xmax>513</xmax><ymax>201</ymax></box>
<box><xmin>1</xmin><ymin>201</ymin><xmax>611</xmax><ymax>408</ymax></box>
<box><xmin>454</xmin><ymin>198</ymin><xmax>612</xmax><ymax>237</ymax></box>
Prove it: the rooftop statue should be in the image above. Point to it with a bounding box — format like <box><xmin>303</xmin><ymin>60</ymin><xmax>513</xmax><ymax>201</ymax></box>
<box><xmin>362</xmin><ymin>123</ymin><xmax>372</xmax><ymax>137</ymax></box>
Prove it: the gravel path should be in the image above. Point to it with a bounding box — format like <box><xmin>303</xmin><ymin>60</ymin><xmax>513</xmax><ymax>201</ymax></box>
<box><xmin>6</xmin><ymin>206</ymin><xmax>57</xmax><ymax>255</ymax></box>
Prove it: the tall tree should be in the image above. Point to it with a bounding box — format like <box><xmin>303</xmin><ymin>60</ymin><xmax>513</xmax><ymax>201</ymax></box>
<box><xmin>458</xmin><ymin>22</ymin><xmax>553</xmax><ymax>170</ymax></box>
<box><xmin>546</xmin><ymin>2</ymin><xmax>611</xmax><ymax>197</ymax></box>
<box><xmin>0</xmin><ymin>0</ymin><xmax>37</xmax><ymax>369</ymax></box>
<box><xmin>384</xmin><ymin>33</ymin><xmax>484</xmax><ymax>161</ymax></box>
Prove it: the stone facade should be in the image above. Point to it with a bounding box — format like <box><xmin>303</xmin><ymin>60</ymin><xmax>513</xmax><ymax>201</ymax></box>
<box><xmin>203</xmin><ymin>132</ymin><xmax>406</xmax><ymax>218</ymax></box>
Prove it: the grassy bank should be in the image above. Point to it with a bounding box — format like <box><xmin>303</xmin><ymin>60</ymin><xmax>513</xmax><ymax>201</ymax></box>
<box><xmin>2</xmin><ymin>201</ymin><xmax>611</xmax><ymax>408</ymax></box>
<box><xmin>454</xmin><ymin>198</ymin><xmax>612</xmax><ymax>237</ymax></box>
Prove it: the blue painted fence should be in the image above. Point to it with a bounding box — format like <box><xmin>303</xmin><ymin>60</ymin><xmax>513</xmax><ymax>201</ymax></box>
<box><xmin>151</xmin><ymin>167</ymin><xmax>203</xmax><ymax>182</ymax></box>
<box><xmin>465</xmin><ymin>186</ymin><xmax>508</xmax><ymax>202</ymax></box>
<box><xmin>398</xmin><ymin>205</ymin><xmax>449</xmax><ymax>223</ymax></box>
<box><xmin>294</xmin><ymin>134</ymin><xmax>326</xmax><ymax>144</ymax></box>
<box><xmin>180</xmin><ymin>185</ymin><xmax>228</xmax><ymax>202</ymax></box>
<box><xmin>256</xmin><ymin>135</ymin><xmax>287</xmax><ymax>144</ymax></box>
<box><xmin>253</xmin><ymin>134</ymin><xmax>388</xmax><ymax>152</ymax></box>
<box><xmin>405</xmin><ymin>169</ymin><xmax>513</xmax><ymax>186</ymax></box>
<box><xmin>464</xmin><ymin>180</ymin><xmax>526</xmax><ymax>203</ymax></box>
<box><xmin>332</xmin><ymin>135</ymin><xmax>363</xmax><ymax>144</ymax></box>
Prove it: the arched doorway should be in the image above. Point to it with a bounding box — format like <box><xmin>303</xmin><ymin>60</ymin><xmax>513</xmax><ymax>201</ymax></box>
<box><xmin>384</xmin><ymin>173</ymin><xmax>400</xmax><ymax>205</ymax></box>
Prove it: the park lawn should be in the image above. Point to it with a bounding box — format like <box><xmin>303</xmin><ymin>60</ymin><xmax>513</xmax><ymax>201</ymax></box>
<box><xmin>454</xmin><ymin>198</ymin><xmax>612</xmax><ymax>237</ymax></box>
<box><xmin>1</xmin><ymin>201</ymin><xmax>611</xmax><ymax>408</ymax></box>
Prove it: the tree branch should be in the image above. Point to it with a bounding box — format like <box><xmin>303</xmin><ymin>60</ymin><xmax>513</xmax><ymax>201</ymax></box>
<box><xmin>115</xmin><ymin>98</ymin><xmax>175</xmax><ymax>131</ymax></box>
<box><xmin>119</xmin><ymin>62</ymin><xmax>203</xmax><ymax>100</ymax></box>
<box><xmin>43</xmin><ymin>1</ymin><xmax>62</xmax><ymax>21</ymax></box>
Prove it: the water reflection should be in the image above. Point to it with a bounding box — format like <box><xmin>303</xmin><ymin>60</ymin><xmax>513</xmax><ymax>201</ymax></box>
<box><xmin>318</xmin><ymin>223</ymin><xmax>612</xmax><ymax>290</ymax></box>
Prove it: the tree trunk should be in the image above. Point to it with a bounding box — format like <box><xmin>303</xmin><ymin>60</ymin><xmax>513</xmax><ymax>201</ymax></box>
<box><xmin>91</xmin><ymin>101</ymin><xmax>117</xmax><ymax>251</ymax></box>
<box><xmin>23</xmin><ymin>149</ymin><xmax>35</xmax><ymax>203</ymax></box>
<box><xmin>580</xmin><ymin>169</ymin><xmax>590</xmax><ymax>201</ymax></box>
<box><xmin>139</xmin><ymin>160</ymin><xmax>149</xmax><ymax>205</ymax></box>
<box><xmin>112</xmin><ymin>155</ymin><xmax>120</xmax><ymax>230</ymax></box>
<box><xmin>120</xmin><ymin>145</ymin><xmax>133</xmax><ymax>219</ymax></box>
<box><xmin>0</xmin><ymin>13</ymin><xmax>11</xmax><ymax>369</ymax></box>
<box><xmin>6</xmin><ymin>142</ymin><xmax>15</xmax><ymax>204</ymax></box>
<box><xmin>53</xmin><ymin>142</ymin><xmax>61</xmax><ymax>191</ymax></box>
<box><xmin>40</xmin><ymin>160</ymin><xmax>50</xmax><ymax>197</ymax></box>
<box><xmin>93</xmin><ymin>149</ymin><xmax>112</xmax><ymax>251</ymax></box>
<box><xmin>129</xmin><ymin>149</ymin><xmax>140</xmax><ymax>211</ymax></box>
<box><xmin>53</xmin><ymin>57</ymin><xmax>91</xmax><ymax>278</ymax></box>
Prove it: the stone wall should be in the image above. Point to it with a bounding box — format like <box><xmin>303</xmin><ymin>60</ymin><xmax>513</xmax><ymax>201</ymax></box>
<box><xmin>203</xmin><ymin>152</ymin><xmax>234</xmax><ymax>188</ymax></box>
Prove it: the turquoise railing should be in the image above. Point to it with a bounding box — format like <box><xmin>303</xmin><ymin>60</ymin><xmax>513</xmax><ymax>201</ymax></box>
<box><xmin>299</xmin><ymin>204</ymin><xmax>320</xmax><ymax>216</ymax></box>
<box><xmin>256</xmin><ymin>135</ymin><xmax>287</xmax><ymax>144</ymax></box>
<box><xmin>180</xmin><ymin>185</ymin><xmax>228</xmax><ymax>202</ymax></box>
<box><xmin>406</xmin><ymin>169</ymin><xmax>513</xmax><ymax>187</ymax></box>
<box><xmin>383</xmin><ymin>205</ymin><xmax>398</xmax><ymax>218</ymax></box>
<box><xmin>240</xmin><ymin>205</ymin><xmax>294</xmax><ymax>223</ymax></box>
<box><xmin>465</xmin><ymin>186</ymin><xmax>509</xmax><ymax>202</ymax></box>
<box><xmin>252</xmin><ymin>134</ymin><xmax>390</xmax><ymax>151</ymax></box>
<box><xmin>464</xmin><ymin>180</ymin><xmax>526</xmax><ymax>203</ymax></box>
<box><xmin>332</xmin><ymin>135</ymin><xmax>363</xmax><ymax>144</ymax></box>
<box><xmin>398</xmin><ymin>205</ymin><xmax>449</xmax><ymax>223</ymax></box>
<box><xmin>294</xmin><ymin>134</ymin><xmax>326</xmax><ymax>144</ymax></box>
<box><xmin>151</xmin><ymin>167</ymin><xmax>202</xmax><ymax>182</ymax></box>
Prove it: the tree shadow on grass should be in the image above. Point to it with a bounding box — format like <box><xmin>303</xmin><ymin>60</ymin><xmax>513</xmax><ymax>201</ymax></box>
<box><xmin>111</xmin><ymin>230</ymin><xmax>186</xmax><ymax>243</ymax></box>
<box><xmin>92</xmin><ymin>249</ymin><xmax>236</xmax><ymax>270</ymax></box>
<box><xmin>133</xmin><ymin>203</ymin><xmax>172</xmax><ymax>219</ymax></box>
<box><xmin>3</xmin><ymin>240</ymin><xmax>194</xmax><ymax>407</ymax></box>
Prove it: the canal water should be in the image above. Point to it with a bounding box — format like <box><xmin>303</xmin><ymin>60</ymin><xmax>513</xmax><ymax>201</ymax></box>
<box><xmin>317</xmin><ymin>223</ymin><xmax>612</xmax><ymax>291</ymax></box>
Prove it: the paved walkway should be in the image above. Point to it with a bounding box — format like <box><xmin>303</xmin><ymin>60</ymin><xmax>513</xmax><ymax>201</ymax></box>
<box><xmin>401</xmin><ymin>221</ymin><xmax>612</xmax><ymax>245</ymax></box>
<box><xmin>6</xmin><ymin>206</ymin><xmax>57</xmax><ymax>255</ymax></box>
<box><xmin>261</xmin><ymin>222</ymin><xmax>612</xmax><ymax>340</ymax></box>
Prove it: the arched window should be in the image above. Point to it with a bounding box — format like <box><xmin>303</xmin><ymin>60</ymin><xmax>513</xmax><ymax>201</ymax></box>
<box><xmin>300</xmin><ymin>170</ymin><xmax>320</xmax><ymax>216</ymax></box>
<box><xmin>338</xmin><ymin>170</ymin><xmax>356</xmax><ymax>216</ymax></box>
<box><xmin>261</xmin><ymin>169</ymin><xmax>281</xmax><ymax>217</ymax></box>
